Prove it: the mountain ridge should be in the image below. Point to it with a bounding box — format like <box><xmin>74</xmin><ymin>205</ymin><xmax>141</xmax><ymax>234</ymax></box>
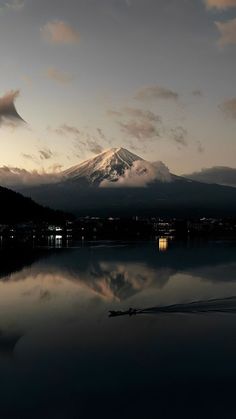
<box><xmin>8</xmin><ymin>147</ymin><xmax>236</xmax><ymax>217</ymax></box>
<box><xmin>0</xmin><ymin>185</ymin><xmax>69</xmax><ymax>223</ymax></box>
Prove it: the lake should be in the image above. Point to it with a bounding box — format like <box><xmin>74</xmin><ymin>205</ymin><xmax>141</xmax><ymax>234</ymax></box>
<box><xmin>0</xmin><ymin>240</ymin><xmax>236</xmax><ymax>418</ymax></box>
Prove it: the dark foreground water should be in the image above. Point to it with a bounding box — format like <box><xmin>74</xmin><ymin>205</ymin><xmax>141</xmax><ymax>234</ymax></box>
<box><xmin>1</xmin><ymin>240</ymin><xmax>236</xmax><ymax>418</ymax></box>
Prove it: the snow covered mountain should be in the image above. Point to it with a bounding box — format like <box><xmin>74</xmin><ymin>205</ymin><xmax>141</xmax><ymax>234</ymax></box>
<box><xmin>62</xmin><ymin>147</ymin><xmax>144</xmax><ymax>184</ymax></box>
<box><xmin>12</xmin><ymin>147</ymin><xmax>236</xmax><ymax>217</ymax></box>
<box><xmin>62</xmin><ymin>147</ymin><xmax>172</xmax><ymax>186</ymax></box>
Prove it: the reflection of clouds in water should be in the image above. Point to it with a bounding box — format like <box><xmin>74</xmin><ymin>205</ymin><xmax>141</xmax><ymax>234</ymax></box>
<box><xmin>1</xmin><ymin>261</ymin><xmax>175</xmax><ymax>302</ymax></box>
<box><xmin>90</xmin><ymin>262</ymin><xmax>174</xmax><ymax>301</ymax></box>
<box><xmin>186</xmin><ymin>263</ymin><xmax>236</xmax><ymax>284</ymax></box>
<box><xmin>0</xmin><ymin>330</ymin><xmax>22</xmax><ymax>358</ymax></box>
<box><xmin>1</xmin><ymin>244</ymin><xmax>236</xmax><ymax>306</ymax></box>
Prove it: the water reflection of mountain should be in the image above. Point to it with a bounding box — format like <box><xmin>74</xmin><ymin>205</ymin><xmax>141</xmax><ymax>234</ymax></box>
<box><xmin>1</xmin><ymin>243</ymin><xmax>236</xmax><ymax>301</ymax></box>
<box><xmin>0</xmin><ymin>248</ymin><xmax>56</xmax><ymax>281</ymax></box>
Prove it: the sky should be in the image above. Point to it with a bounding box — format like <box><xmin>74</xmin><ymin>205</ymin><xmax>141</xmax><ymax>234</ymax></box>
<box><xmin>0</xmin><ymin>0</ymin><xmax>236</xmax><ymax>175</ymax></box>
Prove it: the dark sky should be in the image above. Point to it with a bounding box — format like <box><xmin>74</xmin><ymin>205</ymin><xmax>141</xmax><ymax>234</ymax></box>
<box><xmin>0</xmin><ymin>0</ymin><xmax>236</xmax><ymax>174</ymax></box>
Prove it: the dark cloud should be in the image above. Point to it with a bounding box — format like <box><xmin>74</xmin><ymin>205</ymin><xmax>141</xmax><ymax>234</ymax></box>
<box><xmin>108</xmin><ymin>106</ymin><xmax>161</xmax><ymax>122</ymax></box>
<box><xmin>134</xmin><ymin>85</ymin><xmax>179</xmax><ymax>101</ymax></box>
<box><xmin>169</xmin><ymin>126</ymin><xmax>188</xmax><ymax>147</ymax></box>
<box><xmin>119</xmin><ymin>120</ymin><xmax>159</xmax><ymax>140</ymax></box>
<box><xmin>108</xmin><ymin>106</ymin><xmax>162</xmax><ymax>140</ymax></box>
<box><xmin>0</xmin><ymin>90</ymin><xmax>25</xmax><ymax>127</ymax></box>
<box><xmin>39</xmin><ymin>148</ymin><xmax>54</xmax><ymax>160</ymax></box>
<box><xmin>50</xmin><ymin>124</ymin><xmax>80</xmax><ymax>137</ymax></box>
<box><xmin>219</xmin><ymin>97</ymin><xmax>236</xmax><ymax>118</ymax></box>
<box><xmin>197</xmin><ymin>141</ymin><xmax>205</xmax><ymax>153</ymax></box>
<box><xmin>39</xmin><ymin>289</ymin><xmax>52</xmax><ymax>301</ymax></box>
<box><xmin>51</xmin><ymin>124</ymin><xmax>106</xmax><ymax>155</ymax></box>
<box><xmin>192</xmin><ymin>90</ymin><xmax>203</xmax><ymax>96</ymax></box>
<box><xmin>108</xmin><ymin>105</ymin><xmax>189</xmax><ymax>147</ymax></box>
<box><xmin>97</xmin><ymin>128</ymin><xmax>109</xmax><ymax>142</ymax></box>
<box><xmin>87</xmin><ymin>139</ymin><xmax>103</xmax><ymax>154</ymax></box>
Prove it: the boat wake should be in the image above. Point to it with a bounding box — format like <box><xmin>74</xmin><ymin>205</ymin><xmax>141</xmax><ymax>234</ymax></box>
<box><xmin>109</xmin><ymin>296</ymin><xmax>236</xmax><ymax>317</ymax></box>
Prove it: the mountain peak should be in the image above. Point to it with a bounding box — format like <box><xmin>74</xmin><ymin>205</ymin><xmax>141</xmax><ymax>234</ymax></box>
<box><xmin>63</xmin><ymin>147</ymin><xmax>143</xmax><ymax>184</ymax></box>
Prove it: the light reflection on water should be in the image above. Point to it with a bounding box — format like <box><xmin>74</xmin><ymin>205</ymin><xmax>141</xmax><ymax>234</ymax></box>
<box><xmin>0</xmin><ymin>241</ymin><xmax>236</xmax><ymax>418</ymax></box>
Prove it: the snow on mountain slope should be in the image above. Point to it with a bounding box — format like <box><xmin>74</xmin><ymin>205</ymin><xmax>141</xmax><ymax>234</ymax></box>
<box><xmin>62</xmin><ymin>147</ymin><xmax>173</xmax><ymax>186</ymax></box>
<box><xmin>62</xmin><ymin>147</ymin><xmax>143</xmax><ymax>184</ymax></box>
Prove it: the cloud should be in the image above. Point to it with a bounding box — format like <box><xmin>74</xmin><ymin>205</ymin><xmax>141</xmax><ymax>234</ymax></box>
<box><xmin>184</xmin><ymin>166</ymin><xmax>236</xmax><ymax>187</ymax></box>
<box><xmin>101</xmin><ymin>160</ymin><xmax>172</xmax><ymax>188</ymax></box>
<box><xmin>41</xmin><ymin>20</ymin><xmax>80</xmax><ymax>45</ymax></box>
<box><xmin>0</xmin><ymin>0</ymin><xmax>25</xmax><ymax>11</ymax></box>
<box><xmin>39</xmin><ymin>148</ymin><xmax>54</xmax><ymax>160</ymax></box>
<box><xmin>205</xmin><ymin>0</ymin><xmax>236</xmax><ymax>9</ymax></box>
<box><xmin>215</xmin><ymin>18</ymin><xmax>236</xmax><ymax>46</ymax></box>
<box><xmin>0</xmin><ymin>166</ymin><xmax>61</xmax><ymax>187</ymax></box>
<box><xmin>50</xmin><ymin>124</ymin><xmax>80</xmax><ymax>137</ymax></box>
<box><xmin>197</xmin><ymin>141</ymin><xmax>205</xmax><ymax>153</ymax></box>
<box><xmin>134</xmin><ymin>85</ymin><xmax>179</xmax><ymax>101</ymax></box>
<box><xmin>121</xmin><ymin>107</ymin><xmax>162</xmax><ymax>122</ymax></box>
<box><xmin>0</xmin><ymin>90</ymin><xmax>25</xmax><ymax>127</ymax></box>
<box><xmin>169</xmin><ymin>126</ymin><xmax>188</xmax><ymax>146</ymax></box>
<box><xmin>192</xmin><ymin>90</ymin><xmax>203</xmax><ymax>96</ymax></box>
<box><xmin>39</xmin><ymin>289</ymin><xmax>52</xmax><ymax>301</ymax></box>
<box><xmin>51</xmin><ymin>124</ymin><xmax>105</xmax><ymax>155</ymax></box>
<box><xmin>46</xmin><ymin>67</ymin><xmax>74</xmax><ymax>84</ymax></box>
<box><xmin>108</xmin><ymin>107</ymin><xmax>162</xmax><ymax>141</ymax></box>
<box><xmin>108</xmin><ymin>105</ymin><xmax>189</xmax><ymax>148</ymax></box>
<box><xmin>87</xmin><ymin>139</ymin><xmax>103</xmax><ymax>154</ymax></box>
<box><xmin>119</xmin><ymin>120</ymin><xmax>159</xmax><ymax>140</ymax></box>
<box><xmin>219</xmin><ymin>97</ymin><xmax>236</xmax><ymax>118</ymax></box>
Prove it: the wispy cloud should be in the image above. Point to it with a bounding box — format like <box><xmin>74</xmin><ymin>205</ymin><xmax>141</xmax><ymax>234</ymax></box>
<box><xmin>215</xmin><ymin>18</ymin><xmax>236</xmax><ymax>46</ymax></box>
<box><xmin>108</xmin><ymin>105</ymin><xmax>188</xmax><ymax>147</ymax></box>
<box><xmin>204</xmin><ymin>0</ymin><xmax>236</xmax><ymax>9</ymax></box>
<box><xmin>39</xmin><ymin>148</ymin><xmax>54</xmax><ymax>160</ymax></box>
<box><xmin>46</xmin><ymin>67</ymin><xmax>74</xmax><ymax>84</ymax></box>
<box><xmin>86</xmin><ymin>139</ymin><xmax>103</xmax><ymax>154</ymax></box>
<box><xmin>41</xmin><ymin>20</ymin><xmax>80</xmax><ymax>45</ymax></box>
<box><xmin>119</xmin><ymin>120</ymin><xmax>159</xmax><ymax>140</ymax></box>
<box><xmin>108</xmin><ymin>107</ymin><xmax>162</xmax><ymax>140</ymax></box>
<box><xmin>0</xmin><ymin>90</ymin><xmax>25</xmax><ymax>127</ymax></box>
<box><xmin>49</xmin><ymin>124</ymin><xmax>81</xmax><ymax>137</ymax></box>
<box><xmin>219</xmin><ymin>97</ymin><xmax>236</xmax><ymax>118</ymax></box>
<box><xmin>169</xmin><ymin>126</ymin><xmax>188</xmax><ymax>147</ymax></box>
<box><xmin>192</xmin><ymin>89</ymin><xmax>203</xmax><ymax>97</ymax></box>
<box><xmin>134</xmin><ymin>85</ymin><xmax>179</xmax><ymax>101</ymax></box>
<box><xmin>197</xmin><ymin>141</ymin><xmax>205</xmax><ymax>153</ymax></box>
<box><xmin>21</xmin><ymin>153</ymin><xmax>39</xmax><ymax>164</ymax></box>
<box><xmin>50</xmin><ymin>124</ymin><xmax>105</xmax><ymax>155</ymax></box>
<box><xmin>0</xmin><ymin>166</ymin><xmax>61</xmax><ymax>187</ymax></box>
<box><xmin>113</xmin><ymin>106</ymin><xmax>161</xmax><ymax>122</ymax></box>
<box><xmin>0</xmin><ymin>0</ymin><xmax>25</xmax><ymax>12</ymax></box>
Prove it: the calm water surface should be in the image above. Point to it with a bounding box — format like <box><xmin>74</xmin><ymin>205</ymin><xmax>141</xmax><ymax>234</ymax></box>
<box><xmin>0</xmin><ymin>240</ymin><xmax>236</xmax><ymax>418</ymax></box>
